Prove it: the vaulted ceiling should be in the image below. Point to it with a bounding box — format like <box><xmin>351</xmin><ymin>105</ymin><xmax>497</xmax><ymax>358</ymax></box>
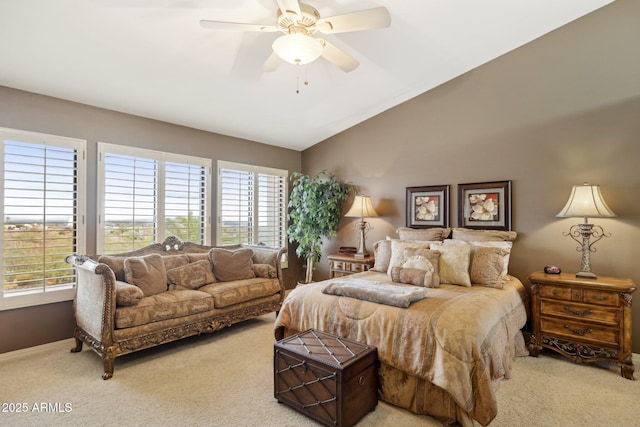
<box><xmin>0</xmin><ymin>0</ymin><xmax>613</xmax><ymax>150</ymax></box>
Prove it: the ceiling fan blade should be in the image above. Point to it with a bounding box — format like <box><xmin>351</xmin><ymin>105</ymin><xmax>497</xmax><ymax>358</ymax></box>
<box><xmin>276</xmin><ymin>0</ymin><xmax>301</xmax><ymax>17</ymax></box>
<box><xmin>263</xmin><ymin>52</ymin><xmax>282</xmax><ymax>72</ymax></box>
<box><xmin>317</xmin><ymin>7</ymin><xmax>391</xmax><ymax>34</ymax></box>
<box><xmin>200</xmin><ymin>20</ymin><xmax>278</xmax><ymax>33</ymax></box>
<box><xmin>318</xmin><ymin>39</ymin><xmax>359</xmax><ymax>72</ymax></box>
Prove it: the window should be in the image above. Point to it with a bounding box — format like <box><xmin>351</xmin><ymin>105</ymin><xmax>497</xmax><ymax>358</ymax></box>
<box><xmin>98</xmin><ymin>143</ymin><xmax>211</xmax><ymax>254</ymax></box>
<box><xmin>1</xmin><ymin>128</ymin><xmax>86</xmax><ymax>310</ymax></box>
<box><xmin>217</xmin><ymin>161</ymin><xmax>287</xmax><ymax>249</ymax></box>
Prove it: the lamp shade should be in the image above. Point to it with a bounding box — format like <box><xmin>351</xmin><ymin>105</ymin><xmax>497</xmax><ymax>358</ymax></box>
<box><xmin>345</xmin><ymin>195</ymin><xmax>378</xmax><ymax>218</ymax></box>
<box><xmin>556</xmin><ymin>183</ymin><xmax>616</xmax><ymax>218</ymax></box>
<box><xmin>272</xmin><ymin>34</ymin><xmax>323</xmax><ymax>65</ymax></box>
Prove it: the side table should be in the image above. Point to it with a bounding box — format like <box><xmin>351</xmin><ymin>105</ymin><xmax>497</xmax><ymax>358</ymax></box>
<box><xmin>528</xmin><ymin>271</ymin><xmax>636</xmax><ymax>379</ymax></box>
<box><xmin>328</xmin><ymin>254</ymin><xmax>375</xmax><ymax>278</ymax></box>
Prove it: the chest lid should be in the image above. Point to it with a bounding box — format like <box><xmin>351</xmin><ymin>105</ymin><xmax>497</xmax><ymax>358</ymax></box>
<box><xmin>276</xmin><ymin>329</ymin><xmax>376</xmax><ymax>370</ymax></box>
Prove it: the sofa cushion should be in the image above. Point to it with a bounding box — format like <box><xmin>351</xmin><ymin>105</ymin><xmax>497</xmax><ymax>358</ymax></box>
<box><xmin>162</xmin><ymin>254</ymin><xmax>190</xmax><ymax>271</ymax></box>
<box><xmin>199</xmin><ymin>277</ymin><xmax>280</xmax><ymax>308</ymax></box>
<box><xmin>167</xmin><ymin>260</ymin><xmax>216</xmax><ymax>290</ymax></box>
<box><xmin>396</xmin><ymin>227</ymin><xmax>451</xmax><ymax>241</ymax></box>
<box><xmin>251</xmin><ymin>263</ymin><xmax>277</xmax><ymax>279</ymax></box>
<box><xmin>114</xmin><ymin>290</ymin><xmax>213</xmax><ymax>329</ymax></box>
<box><xmin>115</xmin><ymin>280</ymin><xmax>145</xmax><ymax>306</ymax></box>
<box><xmin>187</xmin><ymin>253</ymin><xmax>210</xmax><ymax>263</ymax></box>
<box><xmin>208</xmin><ymin>248</ymin><xmax>255</xmax><ymax>282</ymax></box>
<box><xmin>124</xmin><ymin>254</ymin><xmax>168</xmax><ymax>297</ymax></box>
<box><xmin>98</xmin><ymin>255</ymin><xmax>127</xmax><ymax>282</ymax></box>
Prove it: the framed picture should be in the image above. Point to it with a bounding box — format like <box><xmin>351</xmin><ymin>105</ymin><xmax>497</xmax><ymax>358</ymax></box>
<box><xmin>458</xmin><ymin>181</ymin><xmax>512</xmax><ymax>230</ymax></box>
<box><xmin>406</xmin><ymin>185</ymin><xmax>450</xmax><ymax>228</ymax></box>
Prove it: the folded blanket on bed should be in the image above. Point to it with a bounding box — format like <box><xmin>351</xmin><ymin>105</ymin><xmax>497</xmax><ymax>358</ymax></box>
<box><xmin>322</xmin><ymin>278</ymin><xmax>427</xmax><ymax>308</ymax></box>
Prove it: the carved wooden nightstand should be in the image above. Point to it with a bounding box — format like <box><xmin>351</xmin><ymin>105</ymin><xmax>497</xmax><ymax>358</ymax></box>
<box><xmin>328</xmin><ymin>254</ymin><xmax>375</xmax><ymax>278</ymax></box>
<box><xmin>528</xmin><ymin>271</ymin><xmax>636</xmax><ymax>379</ymax></box>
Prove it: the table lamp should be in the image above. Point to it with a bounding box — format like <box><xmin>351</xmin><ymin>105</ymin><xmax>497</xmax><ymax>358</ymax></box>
<box><xmin>345</xmin><ymin>195</ymin><xmax>378</xmax><ymax>258</ymax></box>
<box><xmin>556</xmin><ymin>183</ymin><xmax>616</xmax><ymax>278</ymax></box>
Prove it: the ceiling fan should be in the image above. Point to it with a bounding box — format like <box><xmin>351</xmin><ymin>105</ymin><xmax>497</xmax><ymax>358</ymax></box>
<box><xmin>200</xmin><ymin>0</ymin><xmax>391</xmax><ymax>72</ymax></box>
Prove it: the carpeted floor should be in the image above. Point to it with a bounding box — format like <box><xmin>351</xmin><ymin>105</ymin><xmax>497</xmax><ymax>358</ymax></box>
<box><xmin>1</xmin><ymin>314</ymin><xmax>638</xmax><ymax>426</ymax></box>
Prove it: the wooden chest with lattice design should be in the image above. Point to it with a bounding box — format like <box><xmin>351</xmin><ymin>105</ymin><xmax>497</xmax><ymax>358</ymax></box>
<box><xmin>274</xmin><ymin>329</ymin><xmax>378</xmax><ymax>427</ymax></box>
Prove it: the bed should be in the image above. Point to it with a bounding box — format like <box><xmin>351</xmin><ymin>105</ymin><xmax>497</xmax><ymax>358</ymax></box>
<box><xmin>274</xmin><ymin>227</ymin><xmax>529</xmax><ymax>426</ymax></box>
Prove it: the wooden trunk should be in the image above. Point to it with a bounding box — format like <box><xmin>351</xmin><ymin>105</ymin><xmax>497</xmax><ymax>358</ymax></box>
<box><xmin>274</xmin><ymin>329</ymin><xmax>378</xmax><ymax>427</ymax></box>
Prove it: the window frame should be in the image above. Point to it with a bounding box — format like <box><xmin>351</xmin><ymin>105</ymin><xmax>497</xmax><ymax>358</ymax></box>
<box><xmin>0</xmin><ymin>128</ymin><xmax>86</xmax><ymax>310</ymax></box>
<box><xmin>97</xmin><ymin>142</ymin><xmax>211</xmax><ymax>254</ymax></box>
<box><xmin>216</xmin><ymin>160</ymin><xmax>288</xmax><ymax>252</ymax></box>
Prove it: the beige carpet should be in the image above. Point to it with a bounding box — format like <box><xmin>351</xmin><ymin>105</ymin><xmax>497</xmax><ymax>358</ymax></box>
<box><xmin>1</xmin><ymin>314</ymin><xmax>638</xmax><ymax>427</ymax></box>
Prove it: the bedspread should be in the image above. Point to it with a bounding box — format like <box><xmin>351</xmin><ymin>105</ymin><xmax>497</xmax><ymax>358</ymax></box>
<box><xmin>274</xmin><ymin>271</ymin><xmax>528</xmax><ymax>425</ymax></box>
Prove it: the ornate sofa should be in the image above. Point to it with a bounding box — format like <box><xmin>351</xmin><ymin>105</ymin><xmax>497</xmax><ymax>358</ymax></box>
<box><xmin>66</xmin><ymin>236</ymin><xmax>285</xmax><ymax>379</ymax></box>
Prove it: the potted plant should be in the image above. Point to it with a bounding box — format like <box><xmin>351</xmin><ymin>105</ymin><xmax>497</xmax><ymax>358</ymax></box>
<box><xmin>288</xmin><ymin>170</ymin><xmax>353</xmax><ymax>283</ymax></box>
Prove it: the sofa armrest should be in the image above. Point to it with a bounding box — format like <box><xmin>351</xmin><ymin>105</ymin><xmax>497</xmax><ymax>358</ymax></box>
<box><xmin>66</xmin><ymin>255</ymin><xmax>117</xmax><ymax>345</ymax></box>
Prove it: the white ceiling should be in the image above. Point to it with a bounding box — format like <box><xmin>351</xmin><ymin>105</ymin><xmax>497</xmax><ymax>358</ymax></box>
<box><xmin>0</xmin><ymin>0</ymin><xmax>613</xmax><ymax>151</ymax></box>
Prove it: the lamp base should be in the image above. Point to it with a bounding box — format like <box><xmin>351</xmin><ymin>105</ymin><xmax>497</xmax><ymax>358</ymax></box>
<box><xmin>353</xmin><ymin>251</ymin><xmax>369</xmax><ymax>259</ymax></box>
<box><xmin>576</xmin><ymin>271</ymin><xmax>597</xmax><ymax>279</ymax></box>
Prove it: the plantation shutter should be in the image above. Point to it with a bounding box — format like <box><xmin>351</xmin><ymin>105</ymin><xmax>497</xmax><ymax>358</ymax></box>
<box><xmin>1</xmin><ymin>129</ymin><xmax>86</xmax><ymax>309</ymax></box>
<box><xmin>164</xmin><ymin>161</ymin><xmax>208</xmax><ymax>244</ymax></box>
<box><xmin>257</xmin><ymin>172</ymin><xmax>286</xmax><ymax>248</ymax></box>
<box><xmin>98</xmin><ymin>143</ymin><xmax>211</xmax><ymax>254</ymax></box>
<box><xmin>217</xmin><ymin>161</ymin><xmax>287</xmax><ymax>248</ymax></box>
<box><xmin>102</xmin><ymin>152</ymin><xmax>158</xmax><ymax>253</ymax></box>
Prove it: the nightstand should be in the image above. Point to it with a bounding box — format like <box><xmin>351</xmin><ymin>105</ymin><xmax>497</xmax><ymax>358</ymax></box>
<box><xmin>328</xmin><ymin>254</ymin><xmax>375</xmax><ymax>278</ymax></box>
<box><xmin>528</xmin><ymin>271</ymin><xmax>636</xmax><ymax>379</ymax></box>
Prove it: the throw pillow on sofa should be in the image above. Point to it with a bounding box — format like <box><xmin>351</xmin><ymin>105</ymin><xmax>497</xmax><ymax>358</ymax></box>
<box><xmin>124</xmin><ymin>253</ymin><xmax>167</xmax><ymax>297</ymax></box>
<box><xmin>115</xmin><ymin>280</ymin><xmax>144</xmax><ymax>306</ymax></box>
<box><xmin>167</xmin><ymin>260</ymin><xmax>216</xmax><ymax>290</ymax></box>
<box><xmin>208</xmin><ymin>248</ymin><xmax>255</xmax><ymax>282</ymax></box>
<box><xmin>251</xmin><ymin>263</ymin><xmax>277</xmax><ymax>279</ymax></box>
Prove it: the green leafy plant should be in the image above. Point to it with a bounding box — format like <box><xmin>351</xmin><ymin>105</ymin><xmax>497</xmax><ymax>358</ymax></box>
<box><xmin>288</xmin><ymin>170</ymin><xmax>353</xmax><ymax>283</ymax></box>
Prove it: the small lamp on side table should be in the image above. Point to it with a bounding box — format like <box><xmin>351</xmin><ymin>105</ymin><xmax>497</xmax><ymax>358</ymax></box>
<box><xmin>345</xmin><ymin>195</ymin><xmax>378</xmax><ymax>258</ymax></box>
<box><xmin>556</xmin><ymin>183</ymin><xmax>616</xmax><ymax>279</ymax></box>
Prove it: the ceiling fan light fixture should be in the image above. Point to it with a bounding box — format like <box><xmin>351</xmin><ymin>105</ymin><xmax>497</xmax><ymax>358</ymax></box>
<box><xmin>272</xmin><ymin>33</ymin><xmax>322</xmax><ymax>65</ymax></box>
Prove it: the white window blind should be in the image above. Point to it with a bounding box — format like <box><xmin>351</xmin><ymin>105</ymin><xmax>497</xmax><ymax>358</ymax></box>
<box><xmin>1</xmin><ymin>128</ymin><xmax>86</xmax><ymax>310</ymax></box>
<box><xmin>101</xmin><ymin>152</ymin><xmax>157</xmax><ymax>253</ymax></box>
<box><xmin>98</xmin><ymin>143</ymin><xmax>211</xmax><ymax>254</ymax></box>
<box><xmin>217</xmin><ymin>161</ymin><xmax>287</xmax><ymax>249</ymax></box>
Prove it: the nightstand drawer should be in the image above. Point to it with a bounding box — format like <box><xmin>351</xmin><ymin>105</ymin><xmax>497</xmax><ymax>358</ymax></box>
<box><xmin>540</xmin><ymin>318</ymin><xmax>618</xmax><ymax>347</ymax></box>
<box><xmin>331</xmin><ymin>261</ymin><xmax>347</xmax><ymax>271</ymax></box>
<box><xmin>350</xmin><ymin>263</ymin><xmax>369</xmax><ymax>273</ymax></box>
<box><xmin>584</xmin><ymin>290</ymin><xmax>619</xmax><ymax>306</ymax></box>
<box><xmin>538</xmin><ymin>285</ymin><xmax>572</xmax><ymax>300</ymax></box>
<box><xmin>540</xmin><ymin>300</ymin><xmax>618</xmax><ymax>326</ymax></box>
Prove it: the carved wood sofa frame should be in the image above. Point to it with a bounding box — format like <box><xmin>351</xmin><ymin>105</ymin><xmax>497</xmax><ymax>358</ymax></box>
<box><xmin>66</xmin><ymin>236</ymin><xmax>286</xmax><ymax>379</ymax></box>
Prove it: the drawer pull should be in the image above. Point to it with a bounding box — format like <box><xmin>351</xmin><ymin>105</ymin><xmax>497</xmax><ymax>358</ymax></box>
<box><xmin>552</xmin><ymin>290</ymin><xmax>558</xmax><ymax>296</ymax></box>
<box><xmin>597</xmin><ymin>296</ymin><xmax>605</xmax><ymax>301</ymax></box>
<box><xmin>564</xmin><ymin>324</ymin><xmax>592</xmax><ymax>336</ymax></box>
<box><xmin>563</xmin><ymin>306</ymin><xmax>592</xmax><ymax>317</ymax></box>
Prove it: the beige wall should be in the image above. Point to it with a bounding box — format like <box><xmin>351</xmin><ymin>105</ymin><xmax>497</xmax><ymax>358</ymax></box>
<box><xmin>302</xmin><ymin>0</ymin><xmax>640</xmax><ymax>352</ymax></box>
<box><xmin>0</xmin><ymin>86</ymin><xmax>301</xmax><ymax>353</ymax></box>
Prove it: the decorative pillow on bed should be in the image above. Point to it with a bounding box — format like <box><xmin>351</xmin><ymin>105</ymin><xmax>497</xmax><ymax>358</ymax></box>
<box><xmin>402</xmin><ymin>248</ymin><xmax>441</xmax><ymax>287</ymax></box>
<box><xmin>115</xmin><ymin>280</ymin><xmax>144</xmax><ymax>306</ymax></box>
<box><xmin>372</xmin><ymin>239</ymin><xmax>392</xmax><ymax>272</ymax></box>
<box><xmin>396</xmin><ymin>227</ymin><xmax>451</xmax><ymax>242</ymax></box>
<box><xmin>451</xmin><ymin>227</ymin><xmax>517</xmax><ymax>242</ymax></box>
<box><xmin>444</xmin><ymin>239</ymin><xmax>512</xmax><ymax>276</ymax></box>
<box><xmin>390</xmin><ymin>266</ymin><xmax>433</xmax><ymax>287</ymax></box>
<box><xmin>386</xmin><ymin>239</ymin><xmax>435</xmax><ymax>275</ymax></box>
<box><xmin>429</xmin><ymin>242</ymin><xmax>472</xmax><ymax>286</ymax></box>
<box><xmin>167</xmin><ymin>260</ymin><xmax>216</xmax><ymax>290</ymax></box>
<box><xmin>470</xmin><ymin>247</ymin><xmax>510</xmax><ymax>288</ymax></box>
<box><xmin>208</xmin><ymin>248</ymin><xmax>255</xmax><ymax>282</ymax></box>
<box><xmin>124</xmin><ymin>254</ymin><xmax>168</xmax><ymax>297</ymax></box>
